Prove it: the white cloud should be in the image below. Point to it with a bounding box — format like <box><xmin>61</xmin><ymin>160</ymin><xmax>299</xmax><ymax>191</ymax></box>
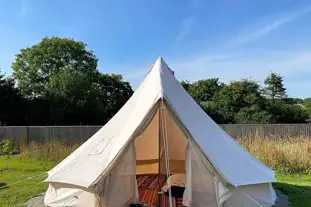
<box><xmin>228</xmin><ymin>6</ymin><xmax>311</xmax><ymax>47</ymax></box>
<box><xmin>175</xmin><ymin>16</ymin><xmax>195</xmax><ymax>42</ymax></box>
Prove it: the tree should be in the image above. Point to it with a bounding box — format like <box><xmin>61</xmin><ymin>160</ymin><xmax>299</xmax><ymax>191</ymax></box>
<box><xmin>234</xmin><ymin>105</ymin><xmax>274</xmax><ymax>124</ymax></box>
<box><xmin>265</xmin><ymin>100</ymin><xmax>309</xmax><ymax>123</ymax></box>
<box><xmin>181</xmin><ymin>78</ymin><xmax>224</xmax><ymax>105</ymax></box>
<box><xmin>207</xmin><ymin>79</ymin><xmax>265</xmax><ymax>123</ymax></box>
<box><xmin>46</xmin><ymin>68</ymin><xmax>133</xmax><ymax>125</ymax></box>
<box><xmin>11</xmin><ymin>36</ymin><xmax>133</xmax><ymax>125</ymax></box>
<box><xmin>304</xmin><ymin>98</ymin><xmax>311</xmax><ymax>108</ymax></box>
<box><xmin>180</xmin><ymin>80</ymin><xmax>191</xmax><ymax>92</ymax></box>
<box><xmin>303</xmin><ymin>98</ymin><xmax>311</xmax><ymax>118</ymax></box>
<box><xmin>283</xmin><ymin>98</ymin><xmax>303</xmax><ymax>105</ymax></box>
<box><xmin>0</xmin><ymin>72</ymin><xmax>25</xmax><ymax>125</ymax></box>
<box><xmin>264</xmin><ymin>72</ymin><xmax>287</xmax><ymax>99</ymax></box>
<box><xmin>97</xmin><ymin>73</ymin><xmax>133</xmax><ymax>119</ymax></box>
<box><xmin>13</xmin><ymin>37</ymin><xmax>98</xmax><ymax>98</ymax></box>
<box><xmin>188</xmin><ymin>78</ymin><xmax>225</xmax><ymax>104</ymax></box>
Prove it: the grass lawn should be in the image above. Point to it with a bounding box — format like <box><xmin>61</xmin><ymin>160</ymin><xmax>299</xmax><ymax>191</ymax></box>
<box><xmin>1</xmin><ymin>156</ymin><xmax>311</xmax><ymax>207</ymax></box>
<box><xmin>0</xmin><ymin>156</ymin><xmax>55</xmax><ymax>207</ymax></box>
<box><xmin>275</xmin><ymin>174</ymin><xmax>311</xmax><ymax>207</ymax></box>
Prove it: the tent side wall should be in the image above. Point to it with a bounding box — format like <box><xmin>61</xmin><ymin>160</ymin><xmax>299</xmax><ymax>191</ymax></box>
<box><xmin>135</xmin><ymin>108</ymin><xmax>160</xmax><ymax>174</ymax></box>
<box><xmin>94</xmin><ymin>142</ymin><xmax>139</xmax><ymax>207</ymax></box>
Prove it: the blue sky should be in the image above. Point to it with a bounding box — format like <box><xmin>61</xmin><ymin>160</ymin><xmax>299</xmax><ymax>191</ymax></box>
<box><xmin>1</xmin><ymin>0</ymin><xmax>311</xmax><ymax>98</ymax></box>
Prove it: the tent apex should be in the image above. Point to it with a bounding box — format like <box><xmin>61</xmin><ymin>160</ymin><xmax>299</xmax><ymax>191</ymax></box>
<box><xmin>153</xmin><ymin>57</ymin><xmax>174</xmax><ymax>76</ymax></box>
<box><xmin>155</xmin><ymin>56</ymin><xmax>166</xmax><ymax>66</ymax></box>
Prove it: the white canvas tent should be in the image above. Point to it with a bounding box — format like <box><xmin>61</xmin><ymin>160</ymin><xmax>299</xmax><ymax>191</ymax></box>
<box><xmin>44</xmin><ymin>57</ymin><xmax>277</xmax><ymax>207</ymax></box>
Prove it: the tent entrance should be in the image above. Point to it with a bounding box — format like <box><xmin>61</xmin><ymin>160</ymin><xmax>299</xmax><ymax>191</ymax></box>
<box><xmin>133</xmin><ymin>100</ymin><xmax>227</xmax><ymax>207</ymax></box>
<box><xmin>135</xmin><ymin>100</ymin><xmax>187</xmax><ymax>176</ymax></box>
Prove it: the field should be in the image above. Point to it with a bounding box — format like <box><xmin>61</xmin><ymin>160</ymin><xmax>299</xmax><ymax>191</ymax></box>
<box><xmin>0</xmin><ymin>137</ymin><xmax>311</xmax><ymax>207</ymax></box>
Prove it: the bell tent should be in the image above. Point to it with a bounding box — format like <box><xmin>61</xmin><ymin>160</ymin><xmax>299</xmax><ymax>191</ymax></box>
<box><xmin>44</xmin><ymin>57</ymin><xmax>277</xmax><ymax>207</ymax></box>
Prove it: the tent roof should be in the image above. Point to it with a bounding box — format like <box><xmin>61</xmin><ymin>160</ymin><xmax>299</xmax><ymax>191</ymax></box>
<box><xmin>45</xmin><ymin>57</ymin><xmax>276</xmax><ymax>188</ymax></box>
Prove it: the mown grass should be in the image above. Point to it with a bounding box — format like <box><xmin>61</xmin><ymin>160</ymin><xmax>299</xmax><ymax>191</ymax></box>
<box><xmin>275</xmin><ymin>174</ymin><xmax>311</xmax><ymax>207</ymax></box>
<box><xmin>0</xmin><ymin>156</ymin><xmax>54</xmax><ymax>207</ymax></box>
<box><xmin>0</xmin><ymin>136</ymin><xmax>311</xmax><ymax>206</ymax></box>
<box><xmin>0</xmin><ymin>140</ymin><xmax>77</xmax><ymax>206</ymax></box>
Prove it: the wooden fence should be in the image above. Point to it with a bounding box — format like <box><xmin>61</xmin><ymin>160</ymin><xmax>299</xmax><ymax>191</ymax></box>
<box><xmin>0</xmin><ymin>124</ymin><xmax>311</xmax><ymax>144</ymax></box>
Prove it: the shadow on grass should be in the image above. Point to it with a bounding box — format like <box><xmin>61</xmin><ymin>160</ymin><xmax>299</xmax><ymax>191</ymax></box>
<box><xmin>0</xmin><ymin>183</ymin><xmax>7</xmax><ymax>190</ymax></box>
<box><xmin>274</xmin><ymin>182</ymin><xmax>311</xmax><ymax>207</ymax></box>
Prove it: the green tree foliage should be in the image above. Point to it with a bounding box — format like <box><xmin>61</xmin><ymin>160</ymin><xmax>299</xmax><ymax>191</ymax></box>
<box><xmin>180</xmin><ymin>80</ymin><xmax>191</xmax><ymax>93</ymax></box>
<box><xmin>234</xmin><ymin>105</ymin><xmax>274</xmax><ymax>124</ymax></box>
<box><xmin>205</xmin><ymin>83</ymin><xmax>307</xmax><ymax>123</ymax></box>
<box><xmin>13</xmin><ymin>37</ymin><xmax>98</xmax><ymax>98</ymax></box>
<box><xmin>304</xmin><ymin>98</ymin><xmax>311</xmax><ymax>106</ymax></box>
<box><xmin>207</xmin><ymin>79</ymin><xmax>266</xmax><ymax>123</ymax></box>
<box><xmin>0</xmin><ymin>72</ymin><xmax>25</xmax><ymax>125</ymax></box>
<box><xmin>46</xmin><ymin>69</ymin><xmax>133</xmax><ymax>124</ymax></box>
<box><xmin>11</xmin><ymin>37</ymin><xmax>133</xmax><ymax>125</ymax></box>
<box><xmin>264</xmin><ymin>72</ymin><xmax>287</xmax><ymax>99</ymax></box>
<box><xmin>0</xmin><ymin>139</ymin><xmax>19</xmax><ymax>155</ymax></box>
<box><xmin>265</xmin><ymin>100</ymin><xmax>309</xmax><ymax>123</ymax></box>
<box><xmin>187</xmin><ymin>78</ymin><xmax>225</xmax><ymax>104</ymax></box>
<box><xmin>283</xmin><ymin>98</ymin><xmax>303</xmax><ymax>105</ymax></box>
<box><xmin>303</xmin><ymin>98</ymin><xmax>311</xmax><ymax>117</ymax></box>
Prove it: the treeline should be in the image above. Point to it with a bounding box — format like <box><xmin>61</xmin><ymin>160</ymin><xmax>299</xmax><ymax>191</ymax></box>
<box><xmin>0</xmin><ymin>37</ymin><xmax>310</xmax><ymax>126</ymax></box>
<box><xmin>182</xmin><ymin>76</ymin><xmax>311</xmax><ymax>124</ymax></box>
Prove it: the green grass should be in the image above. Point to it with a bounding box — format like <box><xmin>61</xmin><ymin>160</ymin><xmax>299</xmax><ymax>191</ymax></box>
<box><xmin>0</xmin><ymin>156</ymin><xmax>55</xmax><ymax>207</ymax></box>
<box><xmin>275</xmin><ymin>174</ymin><xmax>311</xmax><ymax>207</ymax></box>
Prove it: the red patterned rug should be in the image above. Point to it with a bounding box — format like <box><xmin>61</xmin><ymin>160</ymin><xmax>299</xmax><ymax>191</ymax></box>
<box><xmin>136</xmin><ymin>174</ymin><xmax>185</xmax><ymax>207</ymax></box>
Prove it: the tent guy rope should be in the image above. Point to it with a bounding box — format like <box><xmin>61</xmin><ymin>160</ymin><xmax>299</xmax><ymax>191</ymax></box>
<box><xmin>0</xmin><ymin>182</ymin><xmax>41</xmax><ymax>198</ymax></box>
<box><xmin>0</xmin><ymin>172</ymin><xmax>46</xmax><ymax>190</ymax></box>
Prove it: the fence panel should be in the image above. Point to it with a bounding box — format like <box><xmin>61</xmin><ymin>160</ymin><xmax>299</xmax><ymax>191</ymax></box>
<box><xmin>1</xmin><ymin>124</ymin><xmax>311</xmax><ymax>144</ymax></box>
<box><xmin>26</xmin><ymin>126</ymin><xmax>101</xmax><ymax>143</ymax></box>
<box><xmin>220</xmin><ymin>124</ymin><xmax>311</xmax><ymax>137</ymax></box>
<box><xmin>0</xmin><ymin>126</ymin><xmax>28</xmax><ymax>143</ymax></box>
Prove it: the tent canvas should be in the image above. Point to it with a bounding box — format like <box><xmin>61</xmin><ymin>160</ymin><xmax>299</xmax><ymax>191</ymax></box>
<box><xmin>44</xmin><ymin>57</ymin><xmax>277</xmax><ymax>207</ymax></box>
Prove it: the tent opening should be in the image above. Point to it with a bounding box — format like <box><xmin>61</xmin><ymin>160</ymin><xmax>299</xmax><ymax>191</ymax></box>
<box><xmin>133</xmin><ymin>100</ymin><xmax>226</xmax><ymax>207</ymax></box>
<box><xmin>135</xmin><ymin>101</ymin><xmax>187</xmax><ymax>176</ymax></box>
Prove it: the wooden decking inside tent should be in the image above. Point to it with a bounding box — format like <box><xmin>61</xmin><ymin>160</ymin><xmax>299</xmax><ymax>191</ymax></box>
<box><xmin>137</xmin><ymin>174</ymin><xmax>185</xmax><ymax>207</ymax></box>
